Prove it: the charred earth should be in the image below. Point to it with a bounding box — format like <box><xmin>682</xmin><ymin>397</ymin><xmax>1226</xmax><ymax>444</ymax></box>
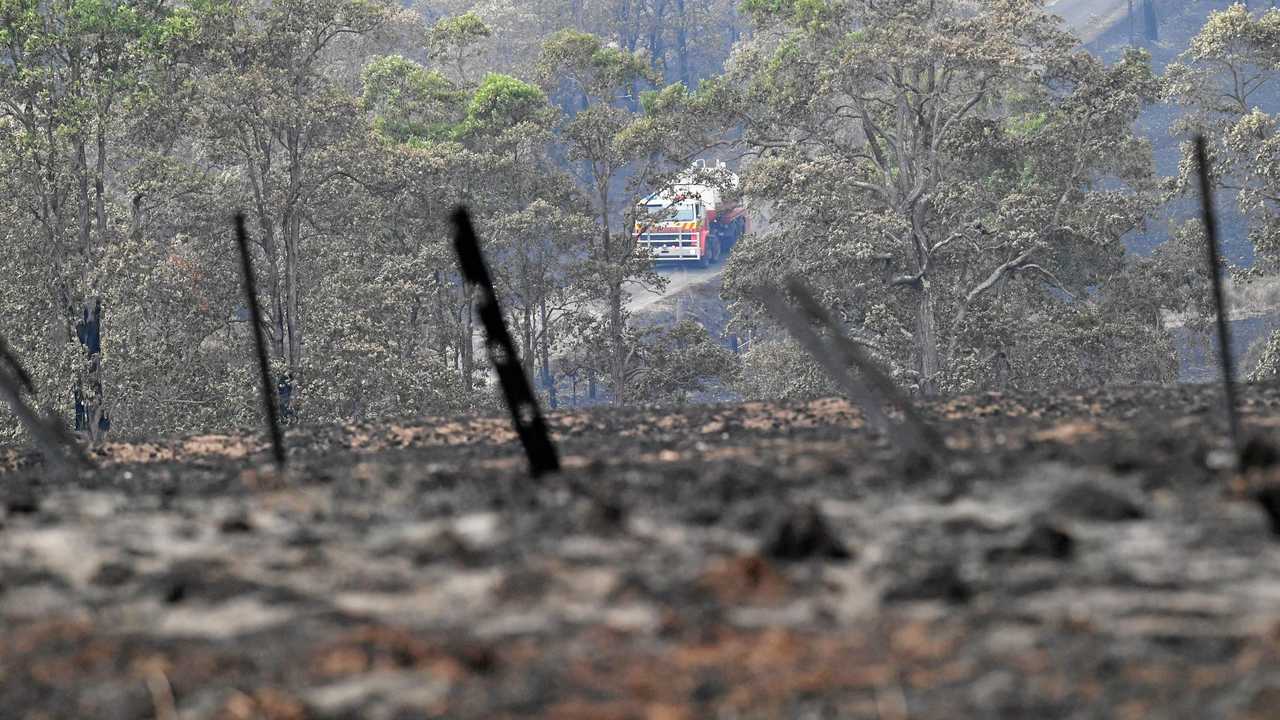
<box><xmin>3</xmin><ymin>384</ymin><xmax>1280</xmax><ymax>718</ymax></box>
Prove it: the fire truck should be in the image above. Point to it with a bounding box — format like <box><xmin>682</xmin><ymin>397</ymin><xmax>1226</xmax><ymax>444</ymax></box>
<box><xmin>634</xmin><ymin>160</ymin><xmax>749</xmax><ymax>266</ymax></box>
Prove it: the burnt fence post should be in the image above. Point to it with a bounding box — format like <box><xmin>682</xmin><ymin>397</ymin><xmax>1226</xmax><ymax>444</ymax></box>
<box><xmin>233</xmin><ymin>214</ymin><xmax>287</xmax><ymax>468</ymax></box>
<box><xmin>450</xmin><ymin>207</ymin><xmax>560</xmax><ymax>478</ymax></box>
<box><xmin>1194</xmin><ymin>135</ymin><xmax>1241</xmax><ymax>461</ymax></box>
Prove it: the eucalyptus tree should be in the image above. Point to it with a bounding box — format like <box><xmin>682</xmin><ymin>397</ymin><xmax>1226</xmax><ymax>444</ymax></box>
<box><xmin>300</xmin><ymin>151</ymin><xmax>478</xmax><ymax>423</ymax></box>
<box><xmin>455</xmin><ymin>72</ymin><xmax>597</xmax><ymax>406</ymax></box>
<box><xmin>481</xmin><ymin>201</ymin><xmax>595</xmax><ymax>408</ymax></box>
<box><xmin>183</xmin><ymin>0</ymin><xmax>394</xmax><ymax>418</ymax></box>
<box><xmin>418</xmin><ymin>0</ymin><xmax>744</xmax><ymax>90</ymax></box>
<box><xmin>1165</xmin><ymin>5</ymin><xmax>1280</xmax><ymax>380</ymax></box>
<box><xmin>626</xmin><ymin>319</ymin><xmax>738</xmax><ymax>403</ymax></box>
<box><xmin>344</xmin><ymin>51</ymin><xmax>482</xmax><ymax>414</ymax></box>
<box><xmin>722</xmin><ymin>0</ymin><xmax>1170</xmax><ymax>395</ymax></box>
<box><xmin>360</xmin><ymin>42</ymin><xmax>592</xmax><ymax>410</ymax></box>
<box><xmin>91</xmin><ymin>156</ymin><xmax>255</xmax><ymax>436</ymax></box>
<box><xmin>1166</xmin><ymin>4</ymin><xmax>1280</xmax><ymax>268</ymax></box>
<box><xmin>427</xmin><ymin>11</ymin><xmax>491</xmax><ymax>85</ymax></box>
<box><xmin>537</xmin><ymin>28</ymin><xmax>733</xmax><ymax>402</ymax></box>
<box><xmin>0</xmin><ymin>0</ymin><xmax>171</xmax><ymax>437</ymax></box>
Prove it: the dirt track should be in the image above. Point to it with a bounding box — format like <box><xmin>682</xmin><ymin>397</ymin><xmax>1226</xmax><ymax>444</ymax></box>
<box><xmin>625</xmin><ymin>260</ymin><xmax>725</xmax><ymax>315</ymax></box>
<box><xmin>4</xmin><ymin>384</ymin><xmax>1280</xmax><ymax>718</ymax></box>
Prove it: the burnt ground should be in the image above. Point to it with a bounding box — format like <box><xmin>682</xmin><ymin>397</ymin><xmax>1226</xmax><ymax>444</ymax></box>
<box><xmin>4</xmin><ymin>385</ymin><xmax>1280</xmax><ymax>719</ymax></box>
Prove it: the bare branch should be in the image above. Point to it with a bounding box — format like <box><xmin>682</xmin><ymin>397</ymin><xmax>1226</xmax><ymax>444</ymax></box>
<box><xmin>1018</xmin><ymin>263</ymin><xmax>1075</xmax><ymax>299</ymax></box>
<box><xmin>964</xmin><ymin>247</ymin><xmax>1035</xmax><ymax>305</ymax></box>
<box><xmin>891</xmin><ymin>273</ymin><xmax>924</xmax><ymax>289</ymax></box>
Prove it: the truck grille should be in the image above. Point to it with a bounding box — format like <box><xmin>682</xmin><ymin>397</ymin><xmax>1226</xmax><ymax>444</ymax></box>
<box><xmin>640</xmin><ymin>233</ymin><xmax>696</xmax><ymax>247</ymax></box>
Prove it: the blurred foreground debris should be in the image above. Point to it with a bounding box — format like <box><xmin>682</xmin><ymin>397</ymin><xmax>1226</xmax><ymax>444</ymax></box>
<box><xmin>756</xmin><ymin>281</ymin><xmax>942</xmax><ymax>460</ymax></box>
<box><xmin>450</xmin><ymin>207</ymin><xmax>560</xmax><ymax>478</ymax></box>
<box><xmin>987</xmin><ymin>521</ymin><xmax>1074</xmax><ymax>562</ymax></box>
<box><xmin>0</xmin><ymin>334</ymin><xmax>88</xmax><ymax>471</ymax></box>
<box><xmin>762</xmin><ymin>504</ymin><xmax>851</xmax><ymax>561</ymax></box>
<box><xmin>7</xmin><ymin>384</ymin><xmax>1280</xmax><ymax>716</ymax></box>
<box><xmin>1240</xmin><ymin>437</ymin><xmax>1280</xmax><ymax>538</ymax></box>
<box><xmin>1051</xmin><ymin>482</ymin><xmax>1145</xmax><ymax>522</ymax></box>
<box><xmin>0</xmin><ymin>334</ymin><xmax>35</xmax><ymax>395</ymax></box>
<box><xmin>1255</xmin><ymin>487</ymin><xmax>1280</xmax><ymax>537</ymax></box>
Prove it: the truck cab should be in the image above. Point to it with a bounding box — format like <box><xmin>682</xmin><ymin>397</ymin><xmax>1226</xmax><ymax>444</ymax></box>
<box><xmin>634</xmin><ymin>161</ymin><xmax>748</xmax><ymax>266</ymax></box>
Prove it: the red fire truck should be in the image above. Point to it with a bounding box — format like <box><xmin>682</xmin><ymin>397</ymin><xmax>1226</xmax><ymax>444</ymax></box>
<box><xmin>634</xmin><ymin>160</ymin><xmax>749</xmax><ymax>266</ymax></box>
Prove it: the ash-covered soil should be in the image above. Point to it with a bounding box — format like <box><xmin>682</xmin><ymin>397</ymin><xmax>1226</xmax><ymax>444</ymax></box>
<box><xmin>4</xmin><ymin>385</ymin><xmax>1280</xmax><ymax>719</ymax></box>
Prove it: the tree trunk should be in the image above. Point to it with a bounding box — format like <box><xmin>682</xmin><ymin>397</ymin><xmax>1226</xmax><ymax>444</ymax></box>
<box><xmin>727</xmin><ymin>2</ymin><xmax>741</xmax><ymax>50</ymax></box>
<box><xmin>267</xmin><ymin>247</ymin><xmax>286</xmax><ymax>361</ymax></box>
<box><xmin>540</xmin><ymin>298</ymin><xmax>557</xmax><ymax>410</ymax></box>
<box><xmin>284</xmin><ymin>212</ymin><xmax>302</xmax><ymax>376</ymax></box>
<box><xmin>461</xmin><ymin>284</ymin><xmax>475</xmax><ymax>400</ymax></box>
<box><xmin>522</xmin><ymin>306</ymin><xmax>534</xmax><ymax>377</ymax></box>
<box><xmin>599</xmin><ymin>180</ymin><xmax>627</xmax><ymax>404</ymax></box>
<box><xmin>254</xmin><ymin>212</ymin><xmax>287</xmax><ymax>362</ymax></box>
<box><xmin>609</xmin><ymin>279</ymin><xmax>625</xmax><ymax>404</ymax></box>
<box><xmin>915</xmin><ymin>281</ymin><xmax>940</xmax><ymax>396</ymax></box>
<box><xmin>75</xmin><ymin>298</ymin><xmax>107</xmax><ymax>442</ymax></box>
<box><xmin>991</xmin><ymin>350</ymin><xmax>1010</xmax><ymax>391</ymax></box>
<box><xmin>1141</xmin><ymin>0</ymin><xmax>1158</xmax><ymax>42</ymax></box>
<box><xmin>283</xmin><ymin>122</ymin><xmax>305</xmax><ymax>405</ymax></box>
<box><xmin>648</xmin><ymin>0</ymin><xmax>668</xmax><ymax>77</ymax></box>
<box><xmin>674</xmin><ymin>0</ymin><xmax>691</xmax><ymax>86</ymax></box>
<box><xmin>94</xmin><ymin>123</ymin><xmax>107</xmax><ymax>244</ymax></box>
<box><xmin>75</xmin><ymin>138</ymin><xmax>91</xmax><ymax>250</ymax></box>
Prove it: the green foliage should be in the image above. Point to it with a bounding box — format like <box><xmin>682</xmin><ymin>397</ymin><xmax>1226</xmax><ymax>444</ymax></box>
<box><xmin>538</xmin><ymin>28</ymin><xmax>653</xmax><ymax>97</ymax></box>
<box><xmin>1005</xmin><ymin>112</ymin><xmax>1048</xmax><ymax>137</ymax></box>
<box><xmin>1167</xmin><ymin>5</ymin><xmax>1280</xmax><ymax>272</ymax></box>
<box><xmin>427</xmin><ymin>11</ymin><xmax>492</xmax><ymax>83</ymax></box>
<box><xmin>428</xmin><ymin>11</ymin><xmax>491</xmax><ymax>51</ymax></box>
<box><xmin>627</xmin><ymin>321</ymin><xmax>739</xmax><ymax>403</ymax></box>
<box><xmin>733</xmin><ymin>337</ymin><xmax>834</xmax><ymax>401</ymax></box>
<box><xmin>742</xmin><ymin>0</ymin><xmax>841</xmax><ymax>34</ymax></box>
<box><xmin>362</xmin><ymin>55</ymin><xmax>464</xmax><ymax>142</ymax></box>
<box><xmin>458</xmin><ymin>73</ymin><xmax>555</xmax><ymax>137</ymax></box>
<box><xmin>721</xmin><ymin>0</ymin><xmax>1172</xmax><ymax>396</ymax></box>
<box><xmin>1249</xmin><ymin>329</ymin><xmax>1280</xmax><ymax>382</ymax></box>
<box><xmin>638</xmin><ymin>83</ymin><xmax>690</xmax><ymax>115</ymax></box>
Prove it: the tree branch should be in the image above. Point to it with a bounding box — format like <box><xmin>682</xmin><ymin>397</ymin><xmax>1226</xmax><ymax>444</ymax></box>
<box><xmin>964</xmin><ymin>247</ymin><xmax>1035</xmax><ymax>305</ymax></box>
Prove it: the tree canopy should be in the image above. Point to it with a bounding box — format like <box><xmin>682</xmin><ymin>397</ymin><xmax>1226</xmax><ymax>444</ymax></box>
<box><xmin>0</xmin><ymin>0</ymin><xmax>1265</xmax><ymax>442</ymax></box>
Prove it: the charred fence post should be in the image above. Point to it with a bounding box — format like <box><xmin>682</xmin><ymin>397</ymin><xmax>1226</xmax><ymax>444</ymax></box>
<box><xmin>756</xmin><ymin>282</ymin><xmax>941</xmax><ymax>459</ymax></box>
<box><xmin>450</xmin><ymin>207</ymin><xmax>560</xmax><ymax>478</ymax></box>
<box><xmin>1194</xmin><ymin>135</ymin><xmax>1241</xmax><ymax>461</ymax></box>
<box><xmin>233</xmin><ymin>214</ymin><xmax>287</xmax><ymax>468</ymax></box>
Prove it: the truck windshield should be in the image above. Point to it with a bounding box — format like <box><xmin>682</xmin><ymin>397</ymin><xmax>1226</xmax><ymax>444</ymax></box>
<box><xmin>671</xmin><ymin>203</ymin><xmax>698</xmax><ymax>221</ymax></box>
<box><xmin>642</xmin><ymin>201</ymin><xmax>699</xmax><ymax>223</ymax></box>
